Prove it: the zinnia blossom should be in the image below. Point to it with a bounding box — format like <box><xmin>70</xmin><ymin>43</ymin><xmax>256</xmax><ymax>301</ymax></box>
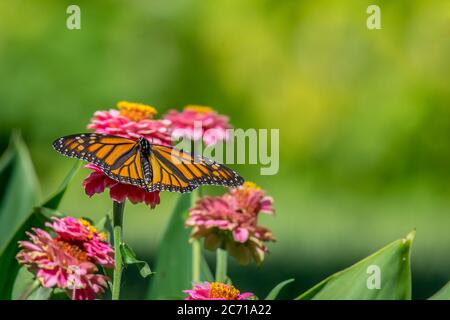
<box><xmin>88</xmin><ymin>101</ymin><xmax>172</xmax><ymax>146</ymax></box>
<box><xmin>16</xmin><ymin>217</ymin><xmax>113</xmax><ymax>300</ymax></box>
<box><xmin>163</xmin><ymin>105</ymin><xmax>230</xmax><ymax>146</ymax></box>
<box><xmin>83</xmin><ymin>101</ymin><xmax>165</xmax><ymax>207</ymax></box>
<box><xmin>83</xmin><ymin>164</ymin><xmax>160</xmax><ymax>208</ymax></box>
<box><xmin>186</xmin><ymin>182</ymin><xmax>275</xmax><ymax>265</ymax></box>
<box><xmin>184</xmin><ymin>282</ymin><xmax>254</xmax><ymax>300</ymax></box>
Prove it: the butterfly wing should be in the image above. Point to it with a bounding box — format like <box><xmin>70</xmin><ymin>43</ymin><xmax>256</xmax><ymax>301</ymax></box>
<box><xmin>53</xmin><ymin>134</ymin><xmax>245</xmax><ymax>193</ymax></box>
<box><xmin>147</xmin><ymin>144</ymin><xmax>244</xmax><ymax>193</ymax></box>
<box><xmin>52</xmin><ymin>133</ymin><xmax>147</xmax><ymax>188</ymax></box>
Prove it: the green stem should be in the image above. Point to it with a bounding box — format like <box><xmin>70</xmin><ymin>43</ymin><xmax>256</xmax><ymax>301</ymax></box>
<box><xmin>112</xmin><ymin>201</ymin><xmax>125</xmax><ymax>300</ymax></box>
<box><xmin>197</xmin><ymin>186</ymin><xmax>203</xmax><ymax>198</ymax></box>
<box><xmin>215</xmin><ymin>248</ymin><xmax>228</xmax><ymax>283</ymax></box>
<box><xmin>191</xmin><ymin>188</ymin><xmax>203</xmax><ymax>283</ymax></box>
<box><xmin>192</xmin><ymin>239</ymin><xmax>201</xmax><ymax>283</ymax></box>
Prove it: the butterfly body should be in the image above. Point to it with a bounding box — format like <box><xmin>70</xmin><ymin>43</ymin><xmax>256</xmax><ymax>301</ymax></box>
<box><xmin>136</xmin><ymin>137</ymin><xmax>153</xmax><ymax>184</ymax></box>
<box><xmin>53</xmin><ymin>133</ymin><xmax>244</xmax><ymax>193</ymax></box>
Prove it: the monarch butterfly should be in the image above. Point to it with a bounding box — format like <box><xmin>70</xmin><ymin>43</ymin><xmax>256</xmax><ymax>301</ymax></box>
<box><xmin>52</xmin><ymin>133</ymin><xmax>244</xmax><ymax>193</ymax></box>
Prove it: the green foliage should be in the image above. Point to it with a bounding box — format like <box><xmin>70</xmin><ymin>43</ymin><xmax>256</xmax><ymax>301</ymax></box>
<box><xmin>0</xmin><ymin>145</ymin><xmax>80</xmax><ymax>299</ymax></box>
<box><xmin>264</xmin><ymin>279</ymin><xmax>295</xmax><ymax>300</ymax></box>
<box><xmin>0</xmin><ymin>212</ymin><xmax>48</xmax><ymax>300</ymax></box>
<box><xmin>12</xmin><ymin>266</ymin><xmax>64</xmax><ymax>300</ymax></box>
<box><xmin>27</xmin><ymin>287</ymin><xmax>52</xmax><ymax>300</ymax></box>
<box><xmin>0</xmin><ymin>132</ymin><xmax>40</xmax><ymax>248</ymax></box>
<box><xmin>120</xmin><ymin>243</ymin><xmax>153</xmax><ymax>278</ymax></box>
<box><xmin>42</xmin><ymin>162</ymin><xmax>81</xmax><ymax>209</ymax></box>
<box><xmin>0</xmin><ymin>0</ymin><xmax>449</xmax><ymax>298</ymax></box>
<box><xmin>429</xmin><ymin>281</ymin><xmax>450</xmax><ymax>300</ymax></box>
<box><xmin>0</xmin><ymin>134</ymin><xmax>42</xmax><ymax>299</ymax></box>
<box><xmin>11</xmin><ymin>267</ymin><xmax>35</xmax><ymax>299</ymax></box>
<box><xmin>0</xmin><ymin>135</ymin><xmax>444</xmax><ymax>300</ymax></box>
<box><xmin>146</xmin><ymin>194</ymin><xmax>213</xmax><ymax>299</ymax></box>
<box><xmin>146</xmin><ymin>194</ymin><xmax>193</xmax><ymax>299</ymax></box>
<box><xmin>296</xmin><ymin>231</ymin><xmax>415</xmax><ymax>300</ymax></box>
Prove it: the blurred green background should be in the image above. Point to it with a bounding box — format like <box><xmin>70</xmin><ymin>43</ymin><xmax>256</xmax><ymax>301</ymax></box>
<box><xmin>1</xmin><ymin>0</ymin><xmax>449</xmax><ymax>299</ymax></box>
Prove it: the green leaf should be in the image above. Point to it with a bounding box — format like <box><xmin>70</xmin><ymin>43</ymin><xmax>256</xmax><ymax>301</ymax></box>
<box><xmin>265</xmin><ymin>279</ymin><xmax>295</xmax><ymax>300</ymax></box>
<box><xmin>146</xmin><ymin>194</ymin><xmax>213</xmax><ymax>299</ymax></box>
<box><xmin>12</xmin><ymin>271</ymin><xmax>53</xmax><ymax>300</ymax></box>
<box><xmin>0</xmin><ymin>141</ymin><xmax>14</xmax><ymax>173</ymax></box>
<box><xmin>201</xmin><ymin>254</ymin><xmax>214</xmax><ymax>283</ymax></box>
<box><xmin>296</xmin><ymin>230</ymin><xmax>415</xmax><ymax>300</ymax></box>
<box><xmin>120</xmin><ymin>243</ymin><xmax>153</xmax><ymax>278</ymax></box>
<box><xmin>27</xmin><ymin>287</ymin><xmax>52</xmax><ymax>300</ymax></box>
<box><xmin>0</xmin><ymin>132</ymin><xmax>40</xmax><ymax>248</ymax></box>
<box><xmin>0</xmin><ymin>133</ymin><xmax>44</xmax><ymax>299</ymax></box>
<box><xmin>35</xmin><ymin>206</ymin><xmax>65</xmax><ymax>219</ymax></box>
<box><xmin>429</xmin><ymin>281</ymin><xmax>450</xmax><ymax>300</ymax></box>
<box><xmin>0</xmin><ymin>211</ymin><xmax>47</xmax><ymax>299</ymax></box>
<box><xmin>41</xmin><ymin>161</ymin><xmax>81</xmax><ymax>209</ymax></box>
<box><xmin>49</xmin><ymin>289</ymin><xmax>71</xmax><ymax>300</ymax></box>
<box><xmin>0</xmin><ymin>158</ymin><xmax>80</xmax><ymax>299</ymax></box>
<box><xmin>12</xmin><ymin>266</ymin><xmax>36</xmax><ymax>300</ymax></box>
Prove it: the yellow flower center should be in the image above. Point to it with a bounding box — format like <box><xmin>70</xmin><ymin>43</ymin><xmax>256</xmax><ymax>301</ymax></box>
<box><xmin>209</xmin><ymin>282</ymin><xmax>241</xmax><ymax>300</ymax></box>
<box><xmin>184</xmin><ymin>105</ymin><xmax>214</xmax><ymax>113</ymax></box>
<box><xmin>243</xmin><ymin>181</ymin><xmax>261</xmax><ymax>190</ymax></box>
<box><xmin>79</xmin><ymin>218</ymin><xmax>99</xmax><ymax>239</ymax></box>
<box><xmin>56</xmin><ymin>240</ymin><xmax>90</xmax><ymax>262</ymax></box>
<box><xmin>117</xmin><ymin>101</ymin><xmax>158</xmax><ymax>121</ymax></box>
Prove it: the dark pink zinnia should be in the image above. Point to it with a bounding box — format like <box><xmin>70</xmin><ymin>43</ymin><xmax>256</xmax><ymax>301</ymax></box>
<box><xmin>82</xmin><ymin>164</ymin><xmax>160</xmax><ymax>208</ymax></box>
<box><xmin>83</xmin><ymin>101</ymin><xmax>164</xmax><ymax>207</ymax></box>
<box><xmin>16</xmin><ymin>217</ymin><xmax>113</xmax><ymax>300</ymax></box>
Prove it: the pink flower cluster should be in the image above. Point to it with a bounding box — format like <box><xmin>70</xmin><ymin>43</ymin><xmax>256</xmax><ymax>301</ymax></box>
<box><xmin>83</xmin><ymin>102</ymin><xmax>231</xmax><ymax>207</ymax></box>
<box><xmin>184</xmin><ymin>282</ymin><xmax>253</xmax><ymax>300</ymax></box>
<box><xmin>16</xmin><ymin>217</ymin><xmax>114</xmax><ymax>300</ymax></box>
<box><xmin>163</xmin><ymin>105</ymin><xmax>230</xmax><ymax>146</ymax></box>
<box><xmin>186</xmin><ymin>182</ymin><xmax>275</xmax><ymax>265</ymax></box>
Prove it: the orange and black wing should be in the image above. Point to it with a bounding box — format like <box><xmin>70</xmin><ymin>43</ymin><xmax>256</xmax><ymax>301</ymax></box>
<box><xmin>147</xmin><ymin>144</ymin><xmax>244</xmax><ymax>193</ymax></box>
<box><xmin>52</xmin><ymin>133</ymin><xmax>147</xmax><ymax>188</ymax></box>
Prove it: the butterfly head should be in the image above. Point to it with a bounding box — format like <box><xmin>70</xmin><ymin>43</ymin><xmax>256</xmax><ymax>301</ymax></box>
<box><xmin>138</xmin><ymin>136</ymin><xmax>151</xmax><ymax>154</ymax></box>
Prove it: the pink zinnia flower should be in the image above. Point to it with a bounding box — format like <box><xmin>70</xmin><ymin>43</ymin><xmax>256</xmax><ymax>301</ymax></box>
<box><xmin>16</xmin><ymin>217</ymin><xmax>113</xmax><ymax>300</ymax></box>
<box><xmin>83</xmin><ymin>101</ymin><xmax>164</xmax><ymax>207</ymax></box>
<box><xmin>184</xmin><ymin>282</ymin><xmax>254</xmax><ymax>300</ymax></box>
<box><xmin>82</xmin><ymin>164</ymin><xmax>160</xmax><ymax>208</ymax></box>
<box><xmin>88</xmin><ymin>101</ymin><xmax>172</xmax><ymax>146</ymax></box>
<box><xmin>186</xmin><ymin>182</ymin><xmax>275</xmax><ymax>265</ymax></box>
<box><xmin>163</xmin><ymin>105</ymin><xmax>231</xmax><ymax>146</ymax></box>
<box><xmin>48</xmin><ymin>216</ymin><xmax>114</xmax><ymax>268</ymax></box>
